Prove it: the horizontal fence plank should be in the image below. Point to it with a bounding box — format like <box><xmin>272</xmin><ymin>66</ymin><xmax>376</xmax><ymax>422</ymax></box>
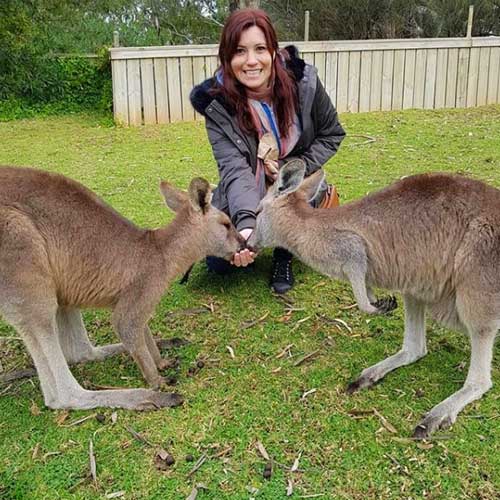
<box><xmin>109</xmin><ymin>37</ymin><xmax>500</xmax><ymax>60</ymax></box>
<box><xmin>110</xmin><ymin>37</ymin><xmax>500</xmax><ymax>125</ymax></box>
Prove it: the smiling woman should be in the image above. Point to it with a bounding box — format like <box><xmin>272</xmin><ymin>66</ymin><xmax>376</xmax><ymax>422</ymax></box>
<box><xmin>190</xmin><ymin>8</ymin><xmax>345</xmax><ymax>294</ymax></box>
<box><xmin>230</xmin><ymin>26</ymin><xmax>273</xmax><ymax>93</ymax></box>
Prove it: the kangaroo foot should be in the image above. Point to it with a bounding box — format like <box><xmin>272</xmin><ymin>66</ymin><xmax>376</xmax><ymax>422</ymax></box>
<box><xmin>155</xmin><ymin>337</ymin><xmax>189</xmax><ymax>349</ymax></box>
<box><xmin>136</xmin><ymin>391</ymin><xmax>184</xmax><ymax>410</ymax></box>
<box><xmin>346</xmin><ymin>375</ymin><xmax>380</xmax><ymax>394</ymax></box>
<box><xmin>48</xmin><ymin>388</ymin><xmax>184</xmax><ymax>410</ymax></box>
<box><xmin>412</xmin><ymin>411</ymin><xmax>456</xmax><ymax>438</ymax></box>
<box><xmin>371</xmin><ymin>295</ymin><xmax>398</xmax><ymax>314</ymax></box>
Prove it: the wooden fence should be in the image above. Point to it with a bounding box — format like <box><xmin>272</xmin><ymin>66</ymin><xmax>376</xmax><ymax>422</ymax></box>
<box><xmin>110</xmin><ymin>37</ymin><xmax>500</xmax><ymax>126</ymax></box>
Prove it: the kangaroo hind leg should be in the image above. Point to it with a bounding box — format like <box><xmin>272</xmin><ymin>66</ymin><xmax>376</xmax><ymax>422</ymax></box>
<box><xmin>347</xmin><ymin>294</ymin><xmax>427</xmax><ymax>393</ymax></box>
<box><xmin>413</xmin><ymin>286</ymin><xmax>498</xmax><ymax>438</ymax></box>
<box><xmin>57</xmin><ymin>307</ymin><xmax>126</xmax><ymax>364</ymax></box>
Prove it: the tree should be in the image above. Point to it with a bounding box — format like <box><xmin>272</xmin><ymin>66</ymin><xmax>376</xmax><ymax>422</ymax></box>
<box><xmin>261</xmin><ymin>0</ymin><xmax>500</xmax><ymax>40</ymax></box>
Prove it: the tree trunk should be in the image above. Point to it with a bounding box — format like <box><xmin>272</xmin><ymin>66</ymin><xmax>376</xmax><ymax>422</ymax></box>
<box><xmin>239</xmin><ymin>0</ymin><xmax>260</xmax><ymax>9</ymax></box>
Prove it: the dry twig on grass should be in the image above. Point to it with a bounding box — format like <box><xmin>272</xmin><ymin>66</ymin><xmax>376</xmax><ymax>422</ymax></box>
<box><xmin>187</xmin><ymin>453</ymin><xmax>207</xmax><ymax>478</ymax></box>
<box><xmin>125</xmin><ymin>425</ymin><xmax>153</xmax><ymax>447</ymax></box>
<box><xmin>346</xmin><ymin>134</ymin><xmax>377</xmax><ymax>147</ymax></box>
<box><xmin>89</xmin><ymin>439</ymin><xmax>97</xmax><ymax>484</ymax></box>
<box><xmin>294</xmin><ymin>349</ymin><xmax>320</xmax><ymax>367</ymax></box>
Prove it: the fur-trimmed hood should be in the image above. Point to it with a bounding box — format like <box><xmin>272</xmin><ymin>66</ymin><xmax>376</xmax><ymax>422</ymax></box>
<box><xmin>189</xmin><ymin>45</ymin><xmax>306</xmax><ymax>116</ymax></box>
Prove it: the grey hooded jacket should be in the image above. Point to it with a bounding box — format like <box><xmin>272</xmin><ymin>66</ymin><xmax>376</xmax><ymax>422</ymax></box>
<box><xmin>190</xmin><ymin>46</ymin><xmax>345</xmax><ymax>231</ymax></box>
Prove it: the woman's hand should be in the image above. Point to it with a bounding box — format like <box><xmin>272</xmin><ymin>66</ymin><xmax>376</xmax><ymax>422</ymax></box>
<box><xmin>264</xmin><ymin>159</ymin><xmax>279</xmax><ymax>182</ymax></box>
<box><xmin>231</xmin><ymin>228</ymin><xmax>256</xmax><ymax>267</ymax></box>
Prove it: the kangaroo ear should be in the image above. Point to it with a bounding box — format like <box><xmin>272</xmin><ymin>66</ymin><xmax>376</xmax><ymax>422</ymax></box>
<box><xmin>298</xmin><ymin>169</ymin><xmax>325</xmax><ymax>202</ymax></box>
<box><xmin>188</xmin><ymin>177</ymin><xmax>212</xmax><ymax>214</ymax></box>
<box><xmin>276</xmin><ymin>159</ymin><xmax>306</xmax><ymax>195</ymax></box>
<box><xmin>160</xmin><ymin>181</ymin><xmax>189</xmax><ymax>212</ymax></box>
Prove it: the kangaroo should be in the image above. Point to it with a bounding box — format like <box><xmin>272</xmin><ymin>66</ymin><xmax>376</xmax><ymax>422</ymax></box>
<box><xmin>248</xmin><ymin>160</ymin><xmax>499</xmax><ymax>437</ymax></box>
<box><xmin>0</xmin><ymin>166</ymin><xmax>245</xmax><ymax>411</ymax></box>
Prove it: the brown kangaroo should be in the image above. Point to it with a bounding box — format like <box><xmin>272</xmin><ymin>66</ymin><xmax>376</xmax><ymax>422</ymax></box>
<box><xmin>248</xmin><ymin>160</ymin><xmax>499</xmax><ymax>437</ymax></box>
<box><xmin>0</xmin><ymin>166</ymin><xmax>245</xmax><ymax>410</ymax></box>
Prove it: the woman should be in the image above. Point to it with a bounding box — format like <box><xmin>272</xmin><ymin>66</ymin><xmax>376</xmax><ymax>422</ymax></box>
<box><xmin>190</xmin><ymin>8</ymin><xmax>345</xmax><ymax>293</ymax></box>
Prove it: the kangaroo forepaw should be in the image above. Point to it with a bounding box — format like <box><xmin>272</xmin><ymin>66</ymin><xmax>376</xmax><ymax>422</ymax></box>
<box><xmin>371</xmin><ymin>295</ymin><xmax>398</xmax><ymax>314</ymax></box>
<box><xmin>155</xmin><ymin>337</ymin><xmax>189</xmax><ymax>349</ymax></box>
<box><xmin>157</xmin><ymin>357</ymin><xmax>179</xmax><ymax>371</ymax></box>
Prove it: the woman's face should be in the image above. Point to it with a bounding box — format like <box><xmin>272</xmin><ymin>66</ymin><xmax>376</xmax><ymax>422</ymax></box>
<box><xmin>230</xmin><ymin>25</ymin><xmax>273</xmax><ymax>92</ymax></box>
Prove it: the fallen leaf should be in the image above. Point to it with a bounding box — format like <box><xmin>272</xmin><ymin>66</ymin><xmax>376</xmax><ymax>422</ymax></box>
<box><xmin>105</xmin><ymin>492</ymin><xmax>126</xmax><ymax>499</ymax></box>
<box><xmin>125</xmin><ymin>425</ymin><xmax>153</xmax><ymax>446</ymax></box>
<box><xmin>373</xmin><ymin>408</ymin><xmax>397</xmax><ymax>434</ymax></box>
<box><xmin>290</xmin><ymin>452</ymin><xmax>302</xmax><ymax>472</ymax></box>
<box><xmin>30</xmin><ymin>400</ymin><xmax>41</xmax><ymax>416</ymax></box>
<box><xmin>294</xmin><ymin>349</ymin><xmax>320</xmax><ymax>366</ymax></box>
<box><xmin>42</xmin><ymin>451</ymin><xmax>61</xmax><ymax>461</ymax></box>
<box><xmin>63</xmin><ymin>413</ymin><xmax>97</xmax><ymax>427</ymax></box>
<box><xmin>240</xmin><ymin>311</ymin><xmax>270</xmax><ymax>330</ymax></box>
<box><xmin>89</xmin><ymin>439</ymin><xmax>97</xmax><ymax>484</ymax></box>
<box><xmin>186</xmin><ymin>483</ymin><xmax>208</xmax><ymax>500</ymax></box>
<box><xmin>286</xmin><ymin>478</ymin><xmax>294</xmax><ymax>496</ymax></box>
<box><xmin>256</xmin><ymin>441</ymin><xmax>270</xmax><ymax>460</ymax></box>
<box><xmin>417</xmin><ymin>441</ymin><xmax>434</xmax><ymax>450</ymax></box>
<box><xmin>301</xmin><ymin>388</ymin><xmax>317</xmax><ymax>400</ymax></box>
<box><xmin>55</xmin><ymin>411</ymin><xmax>70</xmax><ymax>426</ymax></box>
<box><xmin>202</xmin><ymin>302</ymin><xmax>215</xmax><ymax>313</ymax></box>
<box><xmin>276</xmin><ymin>344</ymin><xmax>294</xmax><ymax>359</ymax></box>
<box><xmin>331</xmin><ymin>318</ymin><xmax>352</xmax><ymax>333</ymax></box>
<box><xmin>277</xmin><ymin>311</ymin><xmax>293</xmax><ymax>323</ymax></box>
<box><xmin>226</xmin><ymin>345</ymin><xmax>235</xmax><ymax>359</ymax></box>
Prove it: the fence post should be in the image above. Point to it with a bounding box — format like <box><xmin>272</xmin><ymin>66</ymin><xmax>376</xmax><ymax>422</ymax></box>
<box><xmin>304</xmin><ymin>10</ymin><xmax>310</xmax><ymax>42</ymax></box>
<box><xmin>466</xmin><ymin>5</ymin><xmax>474</xmax><ymax>38</ymax></box>
<box><xmin>113</xmin><ymin>31</ymin><xmax>120</xmax><ymax>48</ymax></box>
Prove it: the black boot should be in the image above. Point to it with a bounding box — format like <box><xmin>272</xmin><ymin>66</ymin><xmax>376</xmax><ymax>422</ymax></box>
<box><xmin>270</xmin><ymin>248</ymin><xmax>294</xmax><ymax>294</ymax></box>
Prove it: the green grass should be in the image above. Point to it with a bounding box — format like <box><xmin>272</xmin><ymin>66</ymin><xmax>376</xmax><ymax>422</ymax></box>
<box><xmin>0</xmin><ymin>106</ymin><xmax>499</xmax><ymax>500</ymax></box>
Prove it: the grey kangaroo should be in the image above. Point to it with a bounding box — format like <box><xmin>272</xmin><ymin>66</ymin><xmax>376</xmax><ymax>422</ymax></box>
<box><xmin>248</xmin><ymin>160</ymin><xmax>498</xmax><ymax>437</ymax></box>
<box><xmin>0</xmin><ymin>167</ymin><xmax>245</xmax><ymax>410</ymax></box>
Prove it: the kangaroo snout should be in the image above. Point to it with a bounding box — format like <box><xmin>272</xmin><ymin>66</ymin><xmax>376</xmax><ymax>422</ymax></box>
<box><xmin>237</xmin><ymin>233</ymin><xmax>247</xmax><ymax>252</ymax></box>
<box><xmin>245</xmin><ymin>231</ymin><xmax>259</xmax><ymax>253</ymax></box>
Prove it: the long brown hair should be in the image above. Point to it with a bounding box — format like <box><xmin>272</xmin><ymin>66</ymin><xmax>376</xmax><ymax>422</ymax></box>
<box><xmin>215</xmin><ymin>9</ymin><xmax>298</xmax><ymax>137</ymax></box>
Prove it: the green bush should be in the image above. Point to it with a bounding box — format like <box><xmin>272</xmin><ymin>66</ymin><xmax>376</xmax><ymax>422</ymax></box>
<box><xmin>0</xmin><ymin>49</ymin><xmax>112</xmax><ymax>120</ymax></box>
